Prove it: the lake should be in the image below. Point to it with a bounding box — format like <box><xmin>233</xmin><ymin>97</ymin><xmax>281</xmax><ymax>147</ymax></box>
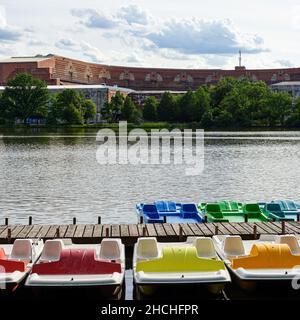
<box><xmin>0</xmin><ymin>128</ymin><xmax>300</xmax><ymax>225</ymax></box>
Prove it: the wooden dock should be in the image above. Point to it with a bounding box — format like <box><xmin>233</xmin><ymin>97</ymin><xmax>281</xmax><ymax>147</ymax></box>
<box><xmin>0</xmin><ymin>221</ymin><xmax>300</xmax><ymax>245</ymax></box>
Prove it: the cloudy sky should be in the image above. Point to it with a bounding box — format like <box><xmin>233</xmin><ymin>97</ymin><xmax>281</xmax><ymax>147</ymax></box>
<box><xmin>0</xmin><ymin>0</ymin><xmax>299</xmax><ymax>69</ymax></box>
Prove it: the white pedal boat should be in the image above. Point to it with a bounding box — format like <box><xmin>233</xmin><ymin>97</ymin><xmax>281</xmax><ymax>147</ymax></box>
<box><xmin>0</xmin><ymin>239</ymin><xmax>43</xmax><ymax>293</ymax></box>
<box><xmin>133</xmin><ymin>237</ymin><xmax>230</xmax><ymax>297</ymax></box>
<box><xmin>213</xmin><ymin>234</ymin><xmax>300</xmax><ymax>291</ymax></box>
<box><xmin>25</xmin><ymin>238</ymin><xmax>125</xmax><ymax>299</ymax></box>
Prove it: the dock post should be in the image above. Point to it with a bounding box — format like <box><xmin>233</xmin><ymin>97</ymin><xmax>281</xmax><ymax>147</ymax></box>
<box><xmin>73</xmin><ymin>218</ymin><xmax>77</xmax><ymax>225</ymax></box>
<box><xmin>163</xmin><ymin>216</ymin><xmax>167</xmax><ymax>224</ymax></box>
<box><xmin>7</xmin><ymin>228</ymin><xmax>11</xmax><ymax>244</ymax></box>
<box><xmin>179</xmin><ymin>226</ymin><xmax>183</xmax><ymax>241</ymax></box>
<box><xmin>105</xmin><ymin>227</ymin><xmax>109</xmax><ymax>238</ymax></box>
<box><xmin>297</xmin><ymin>214</ymin><xmax>300</xmax><ymax>222</ymax></box>
<box><xmin>56</xmin><ymin>227</ymin><xmax>60</xmax><ymax>238</ymax></box>
<box><xmin>5</xmin><ymin>218</ymin><xmax>8</xmax><ymax>226</ymax></box>
<box><xmin>215</xmin><ymin>225</ymin><xmax>219</xmax><ymax>235</ymax></box>
<box><xmin>204</xmin><ymin>216</ymin><xmax>208</xmax><ymax>223</ymax></box>
<box><xmin>142</xmin><ymin>227</ymin><xmax>147</xmax><ymax>237</ymax></box>
<box><xmin>244</xmin><ymin>214</ymin><xmax>248</xmax><ymax>223</ymax></box>
<box><xmin>281</xmin><ymin>221</ymin><xmax>286</xmax><ymax>235</ymax></box>
<box><xmin>29</xmin><ymin>216</ymin><xmax>32</xmax><ymax>225</ymax></box>
<box><xmin>253</xmin><ymin>225</ymin><xmax>257</xmax><ymax>240</ymax></box>
<box><xmin>139</xmin><ymin>216</ymin><xmax>143</xmax><ymax>224</ymax></box>
<box><xmin>98</xmin><ymin>216</ymin><xmax>101</xmax><ymax>224</ymax></box>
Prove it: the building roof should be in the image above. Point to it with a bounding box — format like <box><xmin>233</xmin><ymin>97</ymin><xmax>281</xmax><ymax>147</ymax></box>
<box><xmin>0</xmin><ymin>55</ymin><xmax>54</xmax><ymax>63</ymax></box>
<box><xmin>271</xmin><ymin>81</ymin><xmax>300</xmax><ymax>86</ymax></box>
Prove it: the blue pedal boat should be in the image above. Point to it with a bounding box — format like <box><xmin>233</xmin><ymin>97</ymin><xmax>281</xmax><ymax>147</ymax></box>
<box><xmin>136</xmin><ymin>201</ymin><xmax>204</xmax><ymax>224</ymax></box>
<box><xmin>263</xmin><ymin>200</ymin><xmax>300</xmax><ymax>221</ymax></box>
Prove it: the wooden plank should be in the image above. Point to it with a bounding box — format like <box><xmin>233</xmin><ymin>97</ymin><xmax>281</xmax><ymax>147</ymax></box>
<box><xmin>128</xmin><ymin>224</ymin><xmax>139</xmax><ymax>237</ymax></box>
<box><xmin>56</xmin><ymin>225</ymin><xmax>68</xmax><ymax>238</ymax></box>
<box><xmin>120</xmin><ymin>225</ymin><xmax>130</xmax><ymax>237</ymax></box>
<box><xmin>17</xmin><ymin>226</ymin><xmax>34</xmax><ymax>238</ymax></box>
<box><xmin>196</xmin><ymin>223</ymin><xmax>213</xmax><ymax>236</ymax></box>
<box><xmin>73</xmin><ymin>225</ymin><xmax>85</xmax><ymax>238</ymax></box>
<box><xmin>287</xmin><ymin>222</ymin><xmax>300</xmax><ymax>234</ymax></box>
<box><xmin>179</xmin><ymin>223</ymin><xmax>194</xmax><ymax>236</ymax></box>
<box><xmin>154</xmin><ymin>224</ymin><xmax>167</xmax><ymax>237</ymax></box>
<box><xmin>82</xmin><ymin>225</ymin><xmax>94</xmax><ymax>238</ymax></box>
<box><xmin>45</xmin><ymin>225</ymin><xmax>59</xmax><ymax>238</ymax></box>
<box><xmin>285</xmin><ymin>222</ymin><xmax>300</xmax><ymax>234</ymax></box>
<box><xmin>26</xmin><ymin>225</ymin><xmax>42</xmax><ymax>238</ymax></box>
<box><xmin>137</xmin><ymin>224</ymin><xmax>147</xmax><ymax>237</ymax></box>
<box><xmin>35</xmin><ymin>225</ymin><xmax>51</xmax><ymax>239</ymax></box>
<box><xmin>211</xmin><ymin>223</ymin><xmax>228</xmax><ymax>235</ymax></box>
<box><xmin>238</xmin><ymin>222</ymin><xmax>256</xmax><ymax>234</ymax></box>
<box><xmin>93</xmin><ymin>225</ymin><xmax>103</xmax><ymax>238</ymax></box>
<box><xmin>111</xmin><ymin>225</ymin><xmax>120</xmax><ymax>238</ymax></box>
<box><xmin>255</xmin><ymin>222</ymin><xmax>277</xmax><ymax>234</ymax></box>
<box><xmin>145</xmin><ymin>224</ymin><xmax>157</xmax><ymax>237</ymax></box>
<box><xmin>219</xmin><ymin>223</ymin><xmax>239</xmax><ymax>235</ymax></box>
<box><xmin>188</xmin><ymin>223</ymin><xmax>205</xmax><ymax>236</ymax></box>
<box><xmin>0</xmin><ymin>226</ymin><xmax>8</xmax><ymax>237</ymax></box>
<box><xmin>171</xmin><ymin>224</ymin><xmax>181</xmax><ymax>235</ymax></box>
<box><xmin>10</xmin><ymin>226</ymin><xmax>25</xmax><ymax>238</ymax></box>
<box><xmin>266</xmin><ymin>222</ymin><xmax>285</xmax><ymax>234</ymax></box>
<box><xmin>163</xmin><ymin>223</ymin><xmax>176</xmax><ymax>237</ymax></box>
<box><xmin>64</xmin><ymin>225</ymin><xmax>77</xmax><ymax>238</ymax></box>
<box><xmin>228</xmin><ymin>223</ymin><xmax>251</xmax><ymax>235</ymax></box>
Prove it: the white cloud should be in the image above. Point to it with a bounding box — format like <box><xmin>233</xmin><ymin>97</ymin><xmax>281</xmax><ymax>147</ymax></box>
<box><xmin>0</xmin><ymin>6</ymin><xmax>21</xmax><ymax>41</ymax></box>
<box><xmin>55</xmin><ymin>38</ymin><xmax>77</xmax><ymax>50</ymax></box>
<box><xmin>141</xmin><ymin>19</ymin><xmax>267</xmax><ymax>55</ymax></box>
<box><xmin>117</xmin><ymin>5</ymin><xmax>149</xmax><ymax>25</ymax></box>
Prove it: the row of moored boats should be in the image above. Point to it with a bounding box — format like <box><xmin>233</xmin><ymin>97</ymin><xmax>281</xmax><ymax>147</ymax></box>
<box><xmin>136</xmin><ymin>200</ymin><xmax>300</xmax><ymax>223</ymax></box>
<box><xmin>2</xmin><ymin>234</ymin><xmax>300</xmax><ymax>298</ymax></box>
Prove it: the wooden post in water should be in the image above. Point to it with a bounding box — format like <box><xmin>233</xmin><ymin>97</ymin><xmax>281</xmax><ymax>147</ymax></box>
<box><xmin>244</xmin><ymin>214</ymin><xmax>248</xmax><ymax>223</ymax></box>
<box><xmin>204</xmin><ymin>216</ymin><xmax>208</xmax><ymax>223</ymax></box>
<box><xmin>73</xmin><ymin>218</ymin><xmax>77</xmax><ymax>225</ymax></box>
<box><xmin>29</xmin><ymin>216</ymin><xmax>32</xmax><ymax>225</ymax></box>
<box><xmin>281</xmin><ymin>221</ymin><xmax>286</xmax><ymax>235</ymax></box>
<box><xmin>253</xmin><ymin>225</ymin><xmax>257</xmax><ymax>240</ymax></box>
<box><xmin>163</xmin><ymin>216</ymin><xmax>167</xmax><ymax>224</ymax></box>
<box><xmin>98</xmin><ymin>216</ymin><xmax>101</xmax><ymax>224</ymax></box>
<box><xmin>215</xmin><ymin>225</ymin><xmax>219</xmax><ymax>235</ymax></box>
<box><xmin>139</xmin><ymin>216</ymin><xmax>143</xmax><ymax>224</ymax></box>
<box><xmin>56</xmin><ymin>227</ymin><xmax>60</xmax><ymax>238</ymax></box>
<box><xmin>105</xmin><ymin>227</ymin><xmax>109</xmax><ymax>238</ymax></box>
<box><xmin>5</xmin><ymin>218</ymin><xmax>8</xmax><ymax>226</ymax></box>
<box><xmin>7</xmin><ymin>228</ymin><xmax>11</xmax><ymax>244</ymax></box>
<box><xmin>297</xmin><ymin>214</ymin><xmax>300</xmax><ymax>222</ymax></box>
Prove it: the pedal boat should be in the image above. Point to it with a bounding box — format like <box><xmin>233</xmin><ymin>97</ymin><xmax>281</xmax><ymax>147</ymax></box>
<box><xmin>25</xmin><ymin>239</ymin><xmax>125</xmax><ymax>299</ymax></box>
<box><xmin>0</xmin><ymin>239</ymin><xmax>43</xmax><ymax>293</ymax></box>
<box><xmin>133</xmin><ymin>237</ymin><xmax>230</xmax><ymax>298</ymax></box>
<box><xmin>213</xmin><ymin>234</ymin><xmax>300</xmax><ymax>291</ymax></box>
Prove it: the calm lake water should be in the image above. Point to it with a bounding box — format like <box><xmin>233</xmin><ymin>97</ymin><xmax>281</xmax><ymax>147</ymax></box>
<box><xmin>0</xmin><ymin>128</ymin><xmax>300</xmax><ymax>225</ymax></box>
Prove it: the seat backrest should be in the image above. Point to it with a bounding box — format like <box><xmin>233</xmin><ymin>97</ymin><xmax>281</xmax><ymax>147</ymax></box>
<box><xmin>182</xmin><ymin>203</ymin><xmax>197</xmax><ymax>213</ymax></box>
<box><xmin>155</xmin><ymin>201</ymin><xmax>167</xmax><ymax>212</ymax></box>
<box><xmin>223</xmin><ymin>236</ymin><xmax>245</xmax><ymax>256</ymax></box>
<box><xmin>10</xmin><ymin>239</ymin><xmax>33</xmax><ymax>261</ymax></box>
<box><xmin>230</xmin><ymin>202</ymin><xmax>240</xmax><ymax>211</ymax></box>
<box><xmin>143</xmin><ymin>204</ymin><xmax>159</xmax><ymax>219</ymax></box>
<box><xmin>40</xmin><ymin>240</ymin><xmax>63</xmax><ymax>262</ymax></box>
<box><xmin>99</xmin><ymin>239</ymin><xmax>121</xmax><ymax>260</ymax></box>
<box><xmin>167</xmin><ymin>201</ymin><xmax>177</xmax><ymax>212</ymax></box>
<box><xmin>194</xmin><ymin>237</ymin><xmax>217</xmax><ymax>258</ymax></box>
<box><xmin>286</xmin><ymin>200</ymin><xmax>297</xmax><ymax>211</ymax></box>
<box><xmin>276</xmin><ymin>235</ymin><xmax>300</xmax><ymax>254</ymax></box>
<box><xmin>206</xmin><ymin>204</ymin><xmax>223</xmax><ymax>218</ymax></box>
<box><xmin>136</xmin><ymin>238</ymin><xmax>159</xmax><ymax>259</ymax></box>
<box><xmin>219</xmin><ymin>201</ymin><xmax>230</xmax><ymax>212</ymax></box>
<box><xmin>266</xmin><ymin>203</ymin><xmax>282</xmax><ymax>213</ymax></box>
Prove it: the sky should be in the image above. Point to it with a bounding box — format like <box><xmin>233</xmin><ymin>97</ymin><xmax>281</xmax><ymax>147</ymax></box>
<box><xmin>0</xmin><ymin>0</ymin><xmax>300</xmax><ymax>69</ymax></box>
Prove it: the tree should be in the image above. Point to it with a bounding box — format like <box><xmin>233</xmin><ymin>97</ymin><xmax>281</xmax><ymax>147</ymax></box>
<box><xmin>101</xmin><ymin>91</ymin><xmax>124</xmax><ymax>122</ymax></box>
<box><xmin>143</xmin><ymin>96</ymin><xmax>158</xmax><ymax>121</ymax></box>
<box><xmin>52</xmin><ymin>89</ymin><xmax>84</xmax><ymax>125</ymax></box>
<box><xmin>122</xmin><ymin>96</ymin><xmax>135</xmax><ymax>121</ymax></box>
<box><xmin>157</xmin><ymin>92</ymin><xmax>179</xmax><ymax>121</ymax></box>
<box><xmin>82</xmin><ymin>99</ymin><xmax>97</xmax><ymax>123</ymax></box>
<box><xmin>0</xmin><ymin>73</ymin><xmax>49</xmax><ymax>123</ymax></box>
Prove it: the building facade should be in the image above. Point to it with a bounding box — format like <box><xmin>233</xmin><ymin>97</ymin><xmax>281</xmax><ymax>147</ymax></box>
<box><xmin>1</xmin><ymin>55</ymin><xmax>300</xmax><ymax>91</ymax></box>
<box><xmin>270</xmin><ymin>82</ymin><xmax>300</xmax><ymax>99</ymax></box>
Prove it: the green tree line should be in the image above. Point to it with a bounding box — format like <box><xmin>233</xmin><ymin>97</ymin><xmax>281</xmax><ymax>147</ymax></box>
<box><xmin>0</xmin><ymin>73</ymin><xmax>97</xmax><ymax>125</ymax></box>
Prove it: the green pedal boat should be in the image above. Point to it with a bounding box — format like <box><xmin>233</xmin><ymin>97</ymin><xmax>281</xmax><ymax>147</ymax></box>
<box><xmin>199</xmin><ymin>201</ymin><xmax>271</xmax><ymax>223</ymax></box>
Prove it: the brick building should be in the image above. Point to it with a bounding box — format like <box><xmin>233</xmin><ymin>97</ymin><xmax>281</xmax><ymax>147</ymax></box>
<box><xmin>1</xmin><ymin>54</ymin><xmax>300</xmax><ymax>91</ymax></box>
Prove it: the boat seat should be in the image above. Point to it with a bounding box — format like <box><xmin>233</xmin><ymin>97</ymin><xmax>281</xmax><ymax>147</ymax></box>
<box><xmin>276</xmin><ymin>235</ymin><xmax>300</xmax><ymax>254</ymax></box>
<box><xmin>9</xmin><ymin>239</ymin><xmax>33</xmax><ymax>262</ymax></box>
<box><xmin>194</xmin><ymin>237</ymin><xmax>217</xmax><ymax>259</ymax></box>
<box><xmin>223</xmin><ymin>236</ymin><xmax>245</xmax><ymax>257</ymax></box>
<box><xmin>99</xmin><ymin>239</ymin><xmax>121</xmax><ymax>261</ymax></box>
<box><xmin>137</xmin><ymin>238</ymin><xmax>159</xmax><ymax>259</ymax></box>
<box><xmin>40</xmin><ymin>240</ymin><xmax>64</xmax><ymax>263</ymax></box>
